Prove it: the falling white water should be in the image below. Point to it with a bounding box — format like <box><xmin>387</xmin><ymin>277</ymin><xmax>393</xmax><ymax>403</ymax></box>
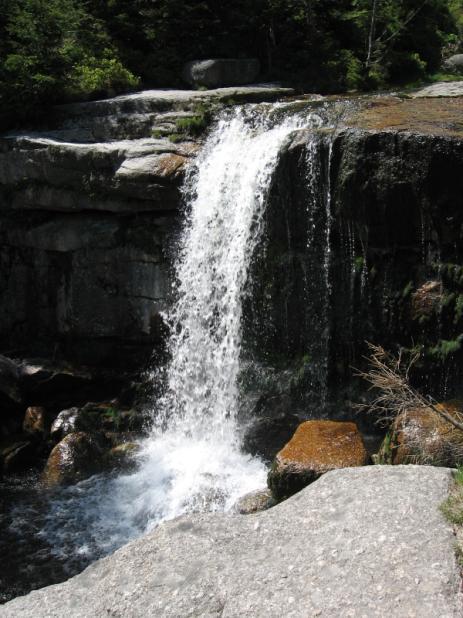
<box><xmin>41</xmin><ymin>105</ymin><xmax>320</xmax><ymax>560</ymax></box>
<box><xmin>304</xmin><ymin>133</ymin><xmax>333</xmax><ymax>408</ymax></box>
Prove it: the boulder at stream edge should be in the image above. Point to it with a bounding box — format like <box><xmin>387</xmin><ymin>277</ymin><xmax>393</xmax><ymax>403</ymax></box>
<box><xmin>1</xmin><ymin>466</ymin><xmax>461</xmax><ymax>617</ymax></box>
<box><xmin>268</xmin><ymin>419</ymin><xmax>369</xmax><ymax>501</ymax></box>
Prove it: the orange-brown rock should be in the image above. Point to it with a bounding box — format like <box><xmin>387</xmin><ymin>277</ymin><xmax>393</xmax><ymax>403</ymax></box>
<box><xmin>376</xmin><ymin>401</ymin><xmax>463</xmax><ymax>467</ymax></box>
<box><xmin>23</xmin><ymin>406</ymin><xmax>47</xmax><ymax>437</ymax></box>
<box><xmin>42</xmin><ymin>432</ymin><xmax>104</xmax><ymax>487</ymax></box>
<box><xmin>268</xmin><ymin>420</ymin><xmax>369</xmax><ymax>500</ymax></box>
<box><xmin>152</xmin><ymin>153</ymin><xmax>187</xmax><ymax>179</ymax></box>
<box><xmin>348</xmin><ymin>96</ymin><xmax>463</xmax><ymax>139</ymax></box>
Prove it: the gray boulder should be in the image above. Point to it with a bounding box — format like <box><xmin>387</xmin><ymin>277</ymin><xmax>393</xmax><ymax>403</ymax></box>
<box><xmin>443</xmin><ymin>54</ymin><xmax>463</xmax><ymax>74</ymax></box>
<box><xmin>2</xmin><ymin>466</ymin><xmax>462</xmax><ymax>617</ymax></box>
<box><xmin>233</xmin><ymin>488</ymin><xmax>275</xmax><ymax>514</ymax></box>
<box><xmin>50</xmin><ymin>407</ymin><xmax>80</xmax><ymax>441</ymax></box>
<box><xmin>0</xmin><ymin>355</ymin><xmax>21</xmax><ymax>405</ymax></box>
<box><xmin>182</xmin><ymin>58</ymin><xmax>260</xmax><ymax>88</ymax></box>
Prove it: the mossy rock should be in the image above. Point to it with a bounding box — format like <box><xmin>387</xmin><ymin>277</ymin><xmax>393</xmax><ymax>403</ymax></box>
<box><xmin>268</xmin><ymin>420</ymin><xmax>369</xmax><ymax>501</ymax></box>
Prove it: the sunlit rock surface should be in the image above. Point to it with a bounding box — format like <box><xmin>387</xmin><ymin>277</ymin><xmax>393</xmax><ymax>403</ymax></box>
<box><xmin>1</xmin><ymin>466</ymin><xmax>461</xmax><ymax>617</ymax></box>
<box><xmin>268</xmin><ymin>420</ymin><xmax>368</xmax><ymax>500</ymax></box>
<box><xmin>376</xmin><ymin>401</ymin><xmax>463</xmax><ymax>467</ymax></box>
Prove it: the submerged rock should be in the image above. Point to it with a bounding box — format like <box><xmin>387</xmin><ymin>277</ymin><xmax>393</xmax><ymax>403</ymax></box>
<box><xmin>105</xmin><ymin>442</ymin><xmax>140</xmax><ymax>471</ymax></box>
<box><xmin>50</xmin><ymin>402</ymin><xmax>145</xmax><ymax>442</ymax></box>
<box><xmin>0</xmin><ymin>439</ymin><xmax>35</xmax><ymax>474</ymax></box>
<box><xmin>233</xmin><ymin>488</ymin><xmax>275</xmax><ymax>515</ymax></box>
<box><xmin>268</xmin><ymin>420</ymin><xmax>369</xmax><ymax>500</ymax></box>
<box><xmin>375</xmin><ymin>401</ymin><xmax>463</xmax><ymax>467</ymax></box>
<box><xmin>22</xmin><ymin>406</ymin><xmax>47</xmax><ymax>438</ymax></box>
<box><xmin>42</xmin><ymin>432</ymin><xmax>104</xmax><ymax>487</ymax></box>
<box><xmin>2</xmin><ymin>466</ymin><xmax>461</xmax><ymax>617</ymax></box>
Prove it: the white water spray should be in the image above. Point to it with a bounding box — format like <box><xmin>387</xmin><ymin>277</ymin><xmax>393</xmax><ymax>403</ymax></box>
<box><xmin>42</xmin><ymin>106</ymin><xmax>320</xmax><ymax>558</ymax></box>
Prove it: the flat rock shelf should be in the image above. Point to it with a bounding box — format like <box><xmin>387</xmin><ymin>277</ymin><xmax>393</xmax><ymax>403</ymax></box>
<box><xmin>2</xmin><ymin>466</ymin><xmax>462</xmax><ymax>617</ymax></box>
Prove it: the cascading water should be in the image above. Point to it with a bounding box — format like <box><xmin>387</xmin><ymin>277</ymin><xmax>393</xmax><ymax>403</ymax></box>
<box><xmin>1</xmin><ymin>103</ymin><xmax>333</xmax><ymax>602</ymax></box>
<box><xmin>41</xmin><ymin>107</ymin><xmax>325</xmax><ymax>557</ymax></box>
<box><xmin>304</xmin><ymin>134</ymin><xmax>333</xmax><ymax>408</ymax></box>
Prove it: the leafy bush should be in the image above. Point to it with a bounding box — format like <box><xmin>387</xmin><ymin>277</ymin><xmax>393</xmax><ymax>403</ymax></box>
<box><xmin>66</xmin><ymin>53</ymin><xmax>139</xmax><ymax>99</ymax></box>
<box><xmin>175</xmin><ymin>104</ymin><xmax>213</xmax><ymax>137</ymax></box>
<box><xmin>0</xmin><ymin>0</ymin><xmax>460</xmax><ymax>128</ymax></box>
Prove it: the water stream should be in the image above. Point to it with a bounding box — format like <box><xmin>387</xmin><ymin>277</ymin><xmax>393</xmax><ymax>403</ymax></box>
<box><xmin>1</xmin><ymin>104</ymin><xmax>332</xmax><ymax>602</ymax></box>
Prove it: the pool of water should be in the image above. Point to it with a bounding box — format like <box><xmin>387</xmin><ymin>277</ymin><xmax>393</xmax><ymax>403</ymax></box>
<box><xmin>0</xmin><ymin>470</ymin><xmax>96</xmax><ymax>604</ymax></box>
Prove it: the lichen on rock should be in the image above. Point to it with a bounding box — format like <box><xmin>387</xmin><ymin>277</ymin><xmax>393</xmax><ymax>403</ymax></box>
<box><xmin>268</xmin><ymin>419</ymin><xmax>369</xmax><ymax>500</ymax></box>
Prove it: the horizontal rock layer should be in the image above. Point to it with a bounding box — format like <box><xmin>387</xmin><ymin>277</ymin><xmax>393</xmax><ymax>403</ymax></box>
<box><xmin>0</xmin><ymin>85</ymin><xmax>293</xmax><ymax>368</ymax></box>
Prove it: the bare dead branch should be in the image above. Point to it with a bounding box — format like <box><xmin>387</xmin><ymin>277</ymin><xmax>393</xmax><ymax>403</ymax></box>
<box><xmin>354</xmin><ymin>342</ymin><xmax>463</xmax><ymax>434</ymax></box>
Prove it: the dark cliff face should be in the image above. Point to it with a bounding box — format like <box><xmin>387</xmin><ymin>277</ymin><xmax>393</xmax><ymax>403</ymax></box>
<box><xmin>0</xmin><ymin>86</ymin><xmax>292</xmax><ymax>370</ymax></box>
<box><xmin>242</xmin><ymin>122</ymin><xmax>463</xmax><ymax>441</ymax></box>
<box><xmin>330</xmin><ymin>129</ymin><xmax>463</xmax><ymax>387</ymax></box>
<box><xmin>1</xmin><ymin>91</ymin><xmax>462</xmax><ymax>439</ymax></box>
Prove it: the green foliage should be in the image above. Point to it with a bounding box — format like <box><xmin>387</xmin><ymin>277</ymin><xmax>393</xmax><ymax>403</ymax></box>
<box><xmin>168</xmin><ymin>134</ymin><xmax>187</xmax><ymax>144</ymax></box>
<box><xmin>175</xmin><ymin>105</ymin><xmax>212</xmax><ymax>137</ymax></box>
<box><xmin>402</xmin><ymin>281</ymin><xmax>414</xmax><ymax>298</ymax></box>
<box><xmin>428</xmin><ymin>71</ymin><xmax>463</xmax><ymax>81</ymax></box>
<box><xmin>0</xmin><ymin>0</ymin><xmax>138</xmax><ymax>128</ymax></box>
<box><xmin>441</xmin><ymin>466</ymin><xmax>463</xmax><ymax>525</ymax></box>
<box><xmin>354</xmin><ymin>255</ymin><xmax>365</xmax><ymax>273</ymax></box>
<box><xmin>455</xmin><ymin>295</ymin><xmax>463</xmax><ymax>324</ymax></box>
<box><xmin>103</xmin><ymin>406</ymin><xmax>122</xmax><ymax>431</ymax></box>
<box><xmin>372</xmin><ymin>431</ymin><xmax>393</xmax><ymax>464</ymax></box>
<box><xmin>66</xmin><ymin>53</ymin><xmax>139</xmax><ymax>99</ymax></box>
<box><xmin>454</xmin><ymin>465</ymin><xmax>463</xmax><ymax>485</ymax></box>
<box><xmin>429</xmin><ymin>334</ymin><xmax>463</xmax><ymax>361</ymax></box>
<box><xmin>0</xmin><ymin>0</ymin><xmax>460</xmax><ymax>127</ymax></box>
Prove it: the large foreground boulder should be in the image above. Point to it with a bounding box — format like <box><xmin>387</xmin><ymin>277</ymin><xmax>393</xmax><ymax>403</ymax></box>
<box><xmin>268</xmin><ymin>420</ymin><xmax>369</xmax><ymax>500</ymax></box>
<box><xmin>182</xmin><ymin>58</ymin><xmax>260</xmax><ymax>88</ymax></box>
<box><xmin>1</xmin><ymin>466</ymin><xmax>461</xmax><ymax>617</ymax></box>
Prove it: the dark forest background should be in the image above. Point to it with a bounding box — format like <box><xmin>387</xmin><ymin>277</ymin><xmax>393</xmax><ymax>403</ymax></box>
<box><xmin>0</xmin><ymin>0</ymin><xmax>462</xmax><ymax>128</ymax></box>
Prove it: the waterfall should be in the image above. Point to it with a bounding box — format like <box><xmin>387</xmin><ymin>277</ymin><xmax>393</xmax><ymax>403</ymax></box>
<box><xmin>303</xmin><ymin>133</ymin><xmax>333</xmax><ymax>409</ymax></box>
<box><xmin>41</xmin><ymin>105</ymin><xmax>325</xmax><ymax>562</ymax></box>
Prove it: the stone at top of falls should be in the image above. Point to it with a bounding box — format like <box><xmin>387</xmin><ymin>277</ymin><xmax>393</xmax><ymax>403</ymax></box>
<box><xmin>182</xmin><ymin>58</ymin><xmax>260</xmax><ymax>88</ymax></box>
<box><xmin>268</xmin><ymin>420</ymin><xmax>369</xmax><ymax>501</ymax></box>
<box><xmin>443</xmin><ymin>55</ymin><xmax>463</xmax><ymax>74</ymax></box>
<box><xmin>411</xmin><ymin>80</ymin><xmax>463</xmax><ymax>98</ymax></box>
<box><xmin>1</xmin><ymin>466</ymin><xmax>461</xmax><ymax>617</ymax></box>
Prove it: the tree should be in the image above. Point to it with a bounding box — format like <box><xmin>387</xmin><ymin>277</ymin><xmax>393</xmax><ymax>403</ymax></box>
<box><xmin>0</xmin><ymin>0</ymin><xmax>138</xmax><ymax>128</ymax></box>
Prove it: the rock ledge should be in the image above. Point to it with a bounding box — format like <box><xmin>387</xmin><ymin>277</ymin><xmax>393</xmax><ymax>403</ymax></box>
<box><xmin>2</xmin><ymin>466</ymin><xmax>461</xmax><ymax>617</ymax></box>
